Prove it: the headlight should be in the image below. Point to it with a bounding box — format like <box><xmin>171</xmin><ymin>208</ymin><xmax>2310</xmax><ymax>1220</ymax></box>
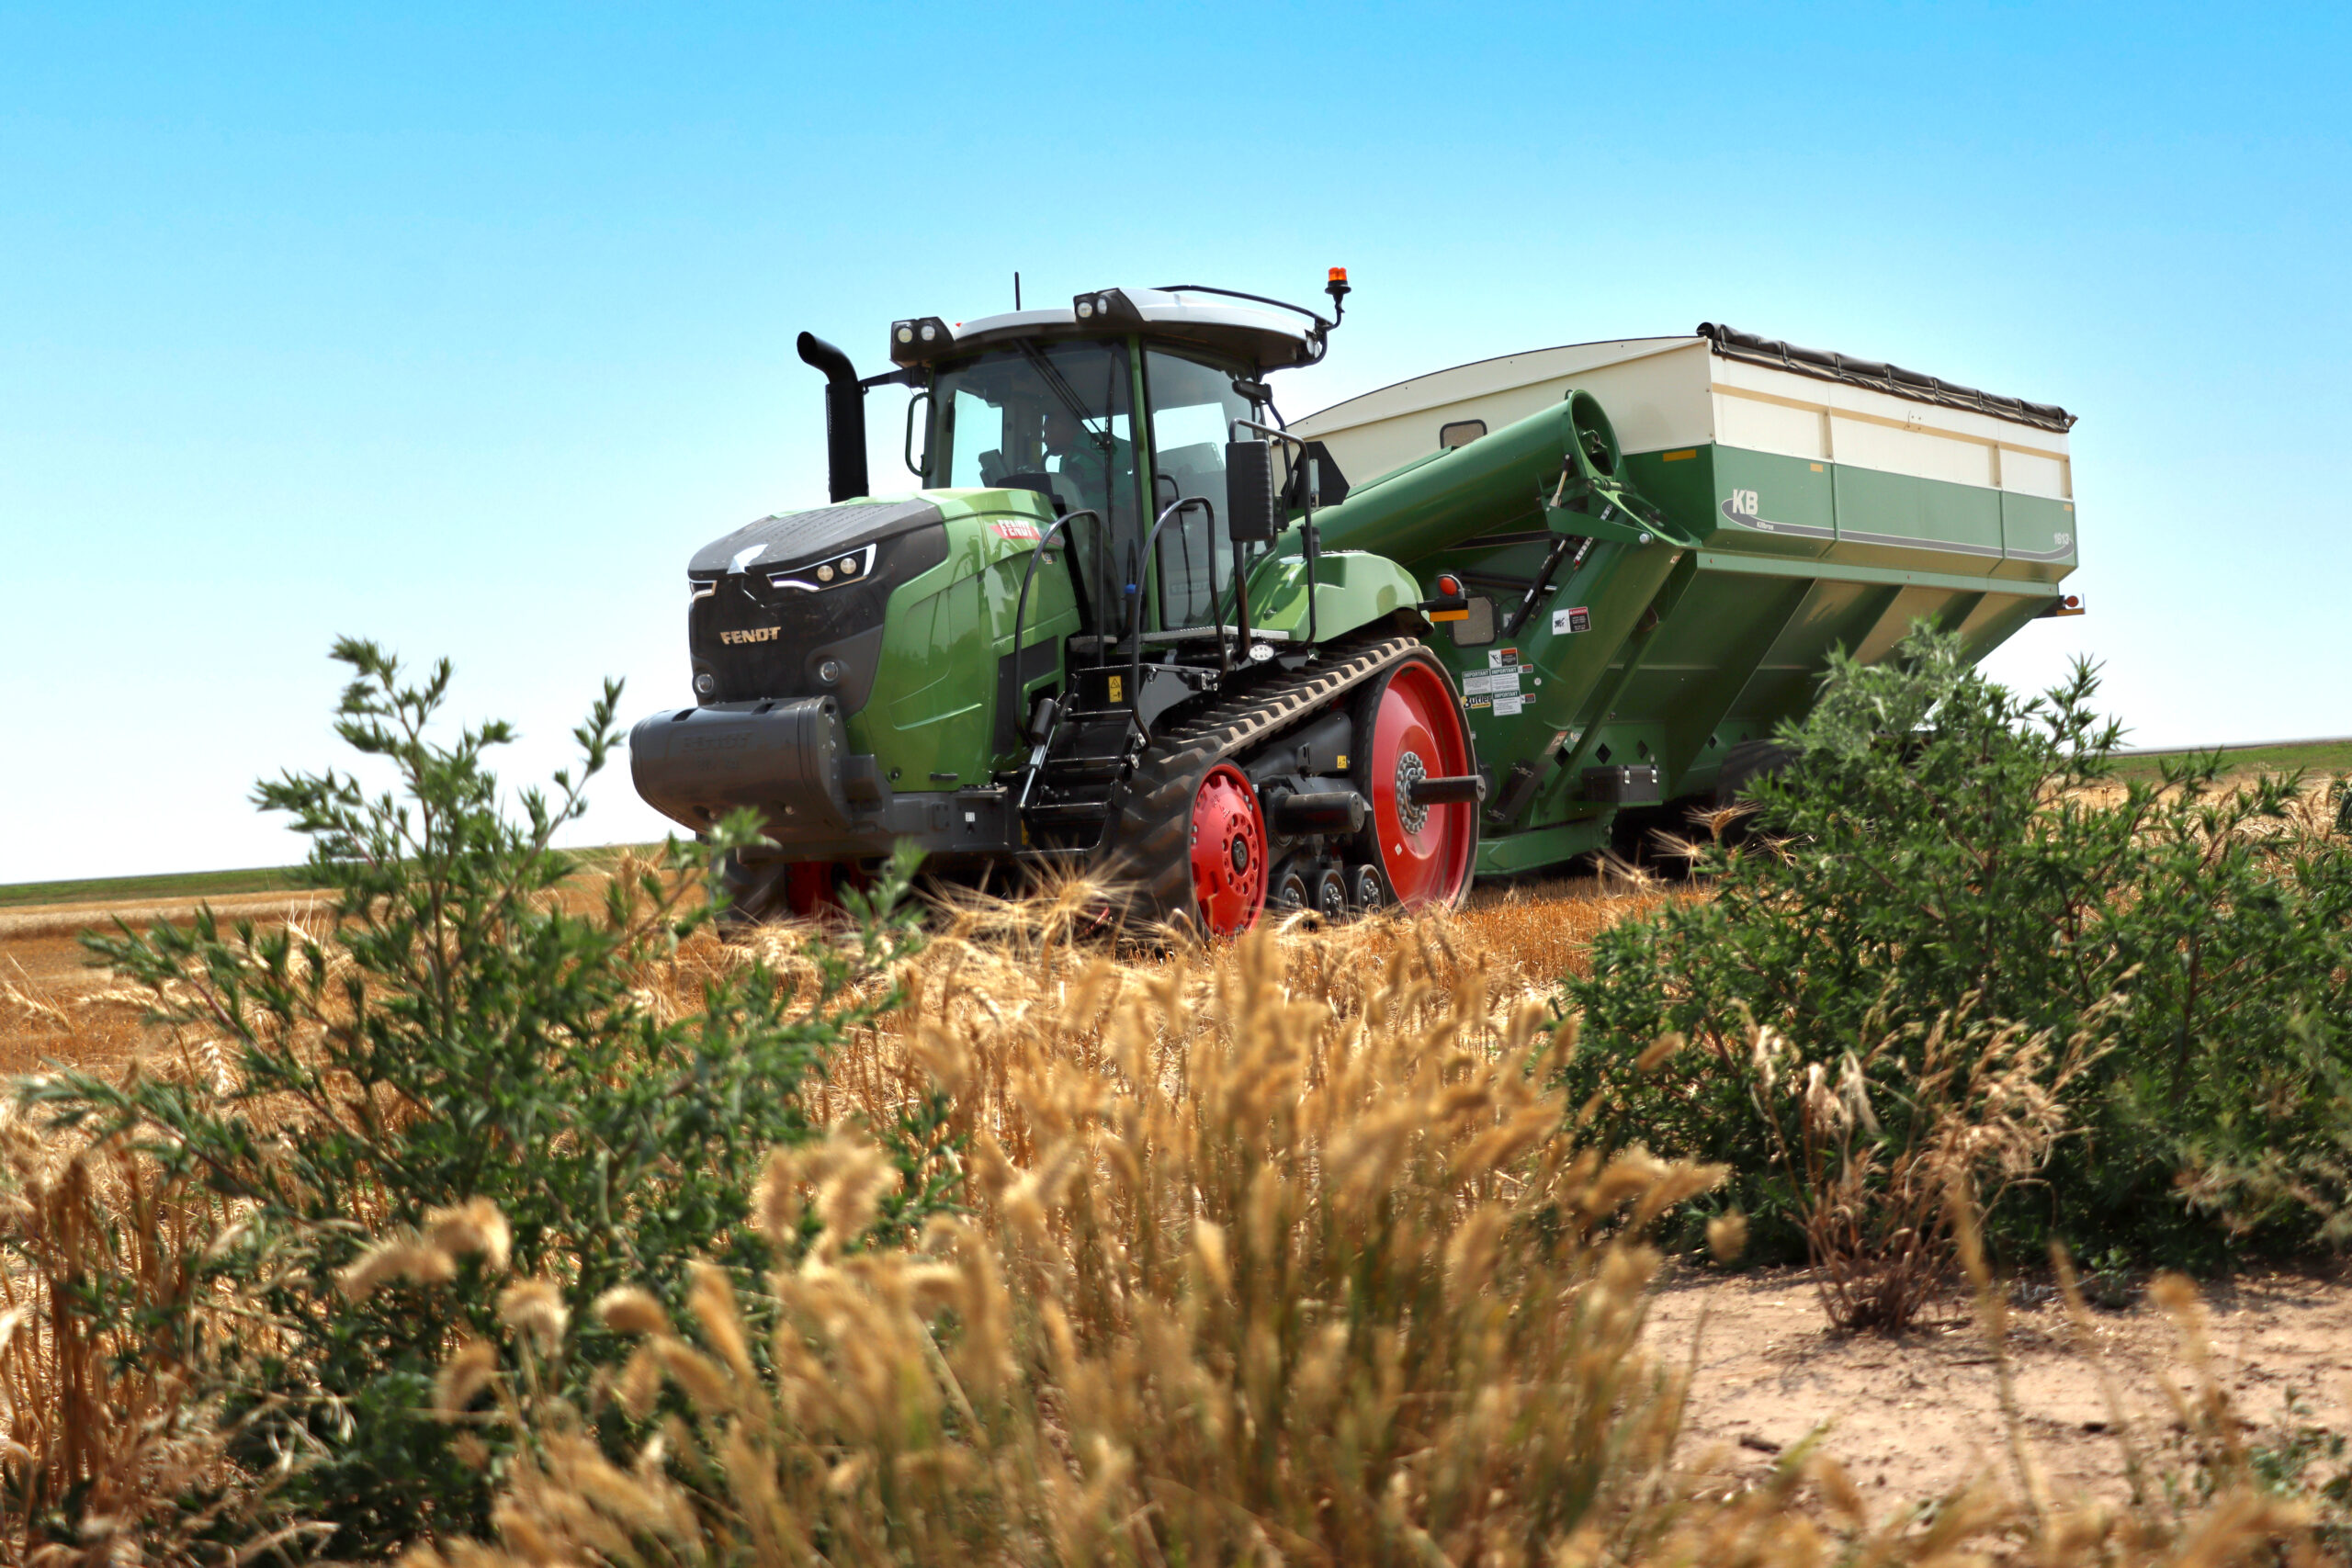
<box><xmin>766</xmin><ymin>541</ymin><xmax>876</xmax><ymax>592</ymax></box>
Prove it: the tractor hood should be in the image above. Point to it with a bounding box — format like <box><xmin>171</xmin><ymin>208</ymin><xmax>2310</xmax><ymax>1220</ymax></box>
<box><xmin>688</xmin><ymin>497</ymin><xmax>944</xmax><ymax>582</ymax></box>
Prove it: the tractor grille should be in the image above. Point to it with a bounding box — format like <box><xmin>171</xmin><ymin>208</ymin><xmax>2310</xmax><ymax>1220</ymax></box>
<box><xmin>687</xmin><ymin>510</ymin><xmax>947</xmax><ymax>714</ymax></box>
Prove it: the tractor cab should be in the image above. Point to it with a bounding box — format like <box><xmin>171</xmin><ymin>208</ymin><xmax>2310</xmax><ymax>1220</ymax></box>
<box><xmin>896</xmin><ymin>285</ymin><xmax>1342</xmax><ymax>647</ymax></box>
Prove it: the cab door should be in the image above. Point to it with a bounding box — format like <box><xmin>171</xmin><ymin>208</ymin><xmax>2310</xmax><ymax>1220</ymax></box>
<box><xmin>1141</xmin><ymin>347</ymin><xmax>1252</xmax><ymax>632</ymax></box>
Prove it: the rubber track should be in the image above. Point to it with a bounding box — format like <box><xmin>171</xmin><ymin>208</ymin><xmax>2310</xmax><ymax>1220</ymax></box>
<box><xmin>1092</xmin><ymin>630</ymin><xmax>1425</xmax><ymax>931</ymax></box>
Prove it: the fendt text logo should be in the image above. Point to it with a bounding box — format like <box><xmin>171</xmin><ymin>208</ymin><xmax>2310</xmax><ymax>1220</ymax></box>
<box><xmin>718</xmin><ymin>626</ymin><xmax>781</xmax><ymax>646</ymax></box>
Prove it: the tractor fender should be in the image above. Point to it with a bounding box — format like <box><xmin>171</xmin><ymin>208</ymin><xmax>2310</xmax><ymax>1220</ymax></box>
<box><xmin>1244</xmin><ymin>549</ymin><xmax>1424</xmax><ymax>646</ymax></box>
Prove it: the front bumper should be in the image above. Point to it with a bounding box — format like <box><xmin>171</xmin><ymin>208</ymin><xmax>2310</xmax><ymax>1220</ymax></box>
<box><xmin>629</xmin><ymin>697</ymin><xmax>1019</xmax><ymax>863</ymax></box>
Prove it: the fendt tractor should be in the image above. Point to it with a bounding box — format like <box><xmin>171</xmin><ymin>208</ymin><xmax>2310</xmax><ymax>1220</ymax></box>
<box><xmin>630</xmin><ymin>275</ymin><xmax>2082</xmax><ymax>934</ymax></box>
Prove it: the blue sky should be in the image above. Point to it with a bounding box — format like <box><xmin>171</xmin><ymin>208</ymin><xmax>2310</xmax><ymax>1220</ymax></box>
<box><xmin>3</xmin><ymin>2</ymin><xmax>2346</xmax><ymax>883</ymax></box>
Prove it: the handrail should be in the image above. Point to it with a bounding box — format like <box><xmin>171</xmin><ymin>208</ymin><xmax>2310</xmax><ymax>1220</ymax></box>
<box><xmin>1232</xmin><ymin>416</ymin><xmax>1310</xmax><ymax>451</ymax></box>
<box><xmin>1007</xmin><ymin>507</ymin><xmax>1103</xmax><ymax>730</ymax></box>
<box><xmin>1131</xmin><ymin>495</ymin><xmax>1221</xmax><ymax>741</ymax></box>
<box><xmin>902</xmin><ymin>389</ymin><xmax>932</xmax><ymax>481</ymax></box>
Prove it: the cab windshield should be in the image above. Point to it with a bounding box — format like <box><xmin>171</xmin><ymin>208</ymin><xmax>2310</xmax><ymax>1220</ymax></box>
<box><xmin>926</xmin><ymin>340</ymin><xmax>1261</xmax><ymax>637</ymax></box>
<box><xmin>932</xmin><ymin>342</ymin><xmax>1138</xmax><ymax>633</ymax></box>
<box><xmin>931</xmin><ymin>343</ymin><xmax>1136</xmax><ymax>526</ymax></box>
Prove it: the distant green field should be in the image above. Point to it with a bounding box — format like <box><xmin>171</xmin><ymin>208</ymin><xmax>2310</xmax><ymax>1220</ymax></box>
<box><xmin>0</xmin><ymin>864</ymin><xmax>308</xmax><ymax>911</ymax></box>
<box><xmin>2109</xmin><ymin>737</ymin><xmax>2352</xmax><ymax>785</ymax></box>
<box><xmin>0</xmin><ymin>843</ymin><xmax>669</xmax><ymax>912</ymax></box>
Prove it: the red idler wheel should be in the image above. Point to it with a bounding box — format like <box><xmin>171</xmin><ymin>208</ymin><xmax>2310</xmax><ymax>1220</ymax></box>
<box><xmin>1186</xmin><ymin>762</ymin><xmax>1268</xmax><ymax>937</ymax></box>
<box><xmin>1359</xmin><ymin>657</ymin><xmax>1476</xmax><ymax>910</ymax></box>
<box><xmin>782</xmin><ymin>862</ymin><xmax>837</xmax><ymax>917</ymax></box>
<box><xmin>782</xmin><ymin>860</ymin><xmax>869</xmax><ymax>919</ymax></box>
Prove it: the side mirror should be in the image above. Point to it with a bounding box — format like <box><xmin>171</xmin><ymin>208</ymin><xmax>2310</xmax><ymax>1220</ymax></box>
<box><xmin>1225</xmin><ymin>439</ymin><xmax>1277</xmax><ymax>542</ymax></box>
<box><xmin>1279</xmin><ymin>438</ymin><xmax>1350</xmax><ymax>511</ymax></box>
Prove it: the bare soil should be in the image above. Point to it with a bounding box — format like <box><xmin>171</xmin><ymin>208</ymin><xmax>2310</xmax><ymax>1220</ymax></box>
<box><xmin>1649</xmin><ymin>1262</ymin><xmax>2352</xmax><ymax>1504</ymax></box>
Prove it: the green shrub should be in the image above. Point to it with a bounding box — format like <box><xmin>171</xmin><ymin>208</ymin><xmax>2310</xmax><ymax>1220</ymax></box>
<box><xmin>17</xmin><ymin>641</ymin><xmax>939</xmax><ymax>1557</ymax></box>
<box><xmin>1566</xmin><ymin>627</ymin><xmax>2352</xmax><ymax>1274</ymax></box>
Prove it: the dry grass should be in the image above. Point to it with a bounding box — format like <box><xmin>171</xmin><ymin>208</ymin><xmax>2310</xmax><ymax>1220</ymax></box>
<box><xmin>1455</xmin><ymin>874</ymin><xmax>1679</xmax><ymax>985</ymax></box>
<box><xmin>419</xmin><ymin>887</ymin><xmax>2317</xmax><ymax>1564</ymax></box>
<box><xmin>0</xmin><ymin>1097</ymin><xmax>290</xmax><ymax>1564</ymax></box>
<box><xmin>0</xmin><ymin>878</ymin><xmax>2334</xmax><ymax>1563</ymax></box>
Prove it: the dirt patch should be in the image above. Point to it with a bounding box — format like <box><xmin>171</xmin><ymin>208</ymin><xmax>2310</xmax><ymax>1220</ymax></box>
<box><xmin>1648</xmin><ymin>1263</ymin><xmax>2352</xmax><ymax>1503</ymax></box>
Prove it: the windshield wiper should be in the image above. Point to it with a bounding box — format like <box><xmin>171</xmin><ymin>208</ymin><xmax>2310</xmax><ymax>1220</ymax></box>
<box><xmin>1019</xmin><ymin>341</ymin><xmax>1112</xmax><ymax>445</ymax></box>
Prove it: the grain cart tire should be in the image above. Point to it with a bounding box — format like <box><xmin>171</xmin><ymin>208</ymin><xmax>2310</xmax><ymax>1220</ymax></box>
<box><xmin>1606</xmin><ymin>802</ymin><xmax>1694</xmax><ymax>878</ymax></box>
<box><xmin>1352</xmin><ymin>653</ymin><xmax>1478</xmax><ymax>912</ymax></box>
<box><xmin>1708</xmin><ymin>739</ymin><xmax>1801</xmax><ymax>846</ymax></box>
<box><xmin>715</xmin><ymin>850</ymin><xmax>794</xmax><ymax>930</ymax></box>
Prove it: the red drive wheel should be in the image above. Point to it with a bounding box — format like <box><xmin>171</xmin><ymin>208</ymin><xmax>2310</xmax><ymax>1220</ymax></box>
<box><xmin>1187</xmin><ymin>763</ymin><xmax>1268</xmax><ymax>937</ymax></box>
<box><xmin>1359</xmin><ymin>658</ymin><xmax>1477</xmax><ymax>911</ymax></box>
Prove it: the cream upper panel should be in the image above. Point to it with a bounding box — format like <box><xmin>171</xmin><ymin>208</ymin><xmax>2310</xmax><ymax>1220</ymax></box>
<box><xmin>1295</xmin><ymin>339</ymin><xmax>1716</xmax><ymax>486</ymax></box>
<box><xmin>1296</xmin><ymin>336</ymin><xmax>2072</xmax><ymax>500</ymax></box>
<box><xmin>1996</xmin><ymin>447</ymin><xmax>2067</xmax><ymax>499</ymax></box>
<box><xmin>1708</xmin><ymin>355</ymin><xmax>2071</xmax><ymax>497</ymax></box>
<box><xmin>1295</xmin><ymin>337</ymin><xmax>1700</xmax><ymax>430</ymax></box>
<box><xmin>1708</xmin><ymin>354</ymin><xmax>2070</xmax><ymax>454</ymax></box>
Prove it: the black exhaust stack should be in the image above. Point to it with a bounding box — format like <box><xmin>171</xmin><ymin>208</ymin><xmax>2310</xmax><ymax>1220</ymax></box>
<box><xmin>797</xmin><ymin>332</ymin><xmax>869</xmax><ymax>503</ymax></box>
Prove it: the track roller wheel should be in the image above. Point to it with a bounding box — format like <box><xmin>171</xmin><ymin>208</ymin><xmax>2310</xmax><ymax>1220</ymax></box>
<box><xmin>1350</xmin><ymin>863</ymin><xmax>1387</xmax><ymax>913</ymax></box>
<box><xmin>1185</xmin><ymin>763</ymin><xmax>1268</xmax><ymax>937</ymax></box>
<box><xmin>1271</xmin><ymin>865</ymin><xmax>1310</xmax><ymax>916</ymax></box>
<box><xmin>1313</xmin><ymin>867</ymin><xmax>1350</xmax><ymax>922</ymax></box>
<box><xmin>1354</xmin><ymin>655</ymin><xmax>1477</xmax><ymax>911</ymax></box>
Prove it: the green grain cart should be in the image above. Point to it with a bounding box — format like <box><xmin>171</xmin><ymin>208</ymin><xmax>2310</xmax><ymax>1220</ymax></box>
<box><xmin>1294</xmin><ymin>321</ymin><xmax>2083</xmax><ymax>873</ymax></box>
<box><xmin>630</xmin><ymin>278</ymin><xmax>2080</xmax><ymax>931</ymax></box>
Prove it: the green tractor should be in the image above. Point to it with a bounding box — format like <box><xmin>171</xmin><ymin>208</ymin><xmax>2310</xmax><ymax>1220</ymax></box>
<box><xmin>630</xmin><ymin>275</ymin><xmax>1487</xmax><ymax>933</ymax></box>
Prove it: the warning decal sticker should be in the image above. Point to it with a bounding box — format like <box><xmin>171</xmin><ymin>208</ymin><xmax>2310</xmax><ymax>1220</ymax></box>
<box><xmin>1552</xmin><ymin>605</ymin><xmax>1591</xmax><ymax>635</ymax></box>
<box><xmin>1461</xmin><ymin>651</ymin><xmax>1530</xmax><ymax>716</ymax></box>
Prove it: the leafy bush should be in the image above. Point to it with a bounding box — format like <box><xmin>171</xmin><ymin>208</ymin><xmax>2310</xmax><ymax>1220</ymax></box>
<box><xmin>15</xmin><ymin>641</ymin><xmax>936</xmax><ymax>1557</ymax></box>
<box><xmin>1566</xmin><ymin>627</ymin><xmax>2352</xmax><ymax>1287</ymax></box>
